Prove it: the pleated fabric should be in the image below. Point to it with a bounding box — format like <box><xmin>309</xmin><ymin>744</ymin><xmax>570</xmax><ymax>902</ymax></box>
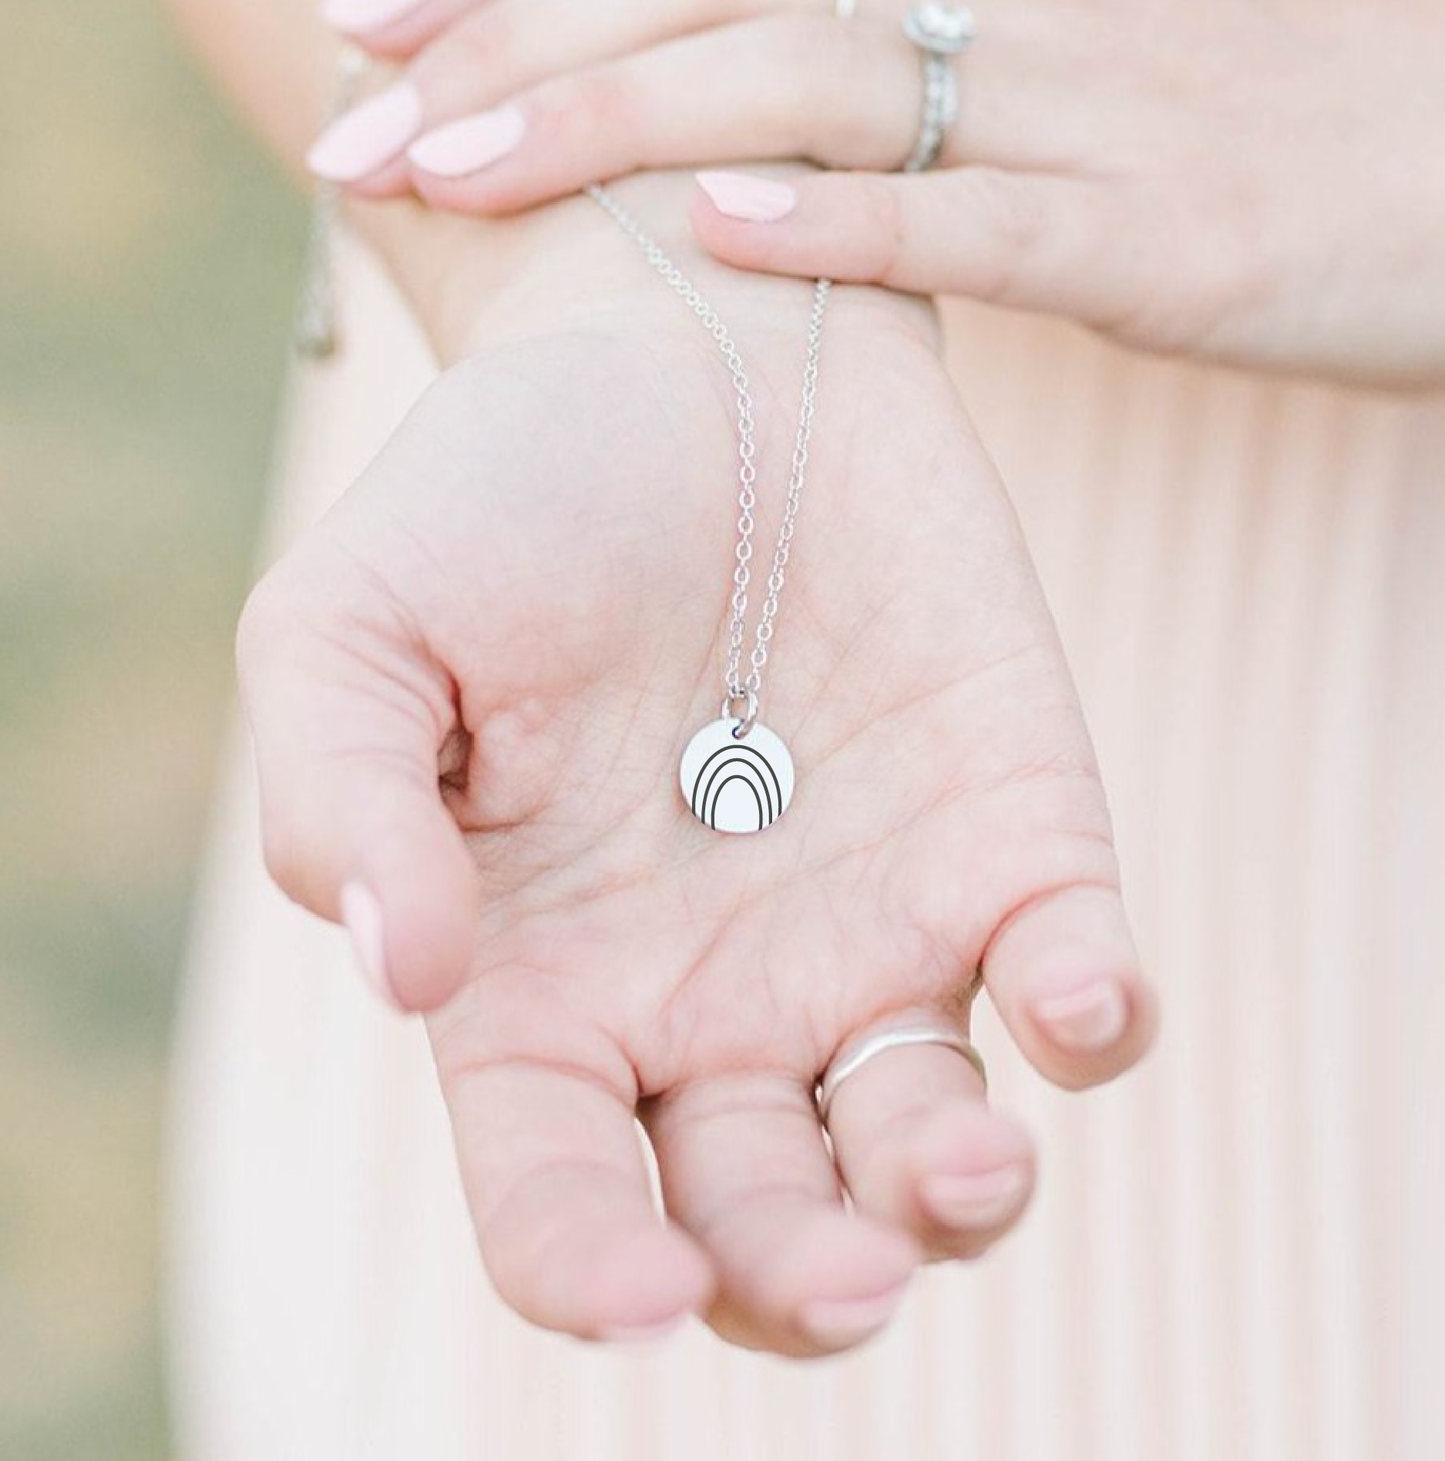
<box><xmin>168</xmin><ymin>240</ymin><xmax>1445</xmax><ymax>1461</ymax></box>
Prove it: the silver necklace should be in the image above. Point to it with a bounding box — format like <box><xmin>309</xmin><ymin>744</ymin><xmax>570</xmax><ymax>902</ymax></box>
<box><xmin>588</xmin><ymin>184</ymin><xmax>831</xmax><ymax>836</ymax></box>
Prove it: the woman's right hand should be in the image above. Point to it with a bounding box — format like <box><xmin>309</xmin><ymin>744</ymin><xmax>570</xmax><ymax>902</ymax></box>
<box><xmin>313</xmin><ymin>0</ymin><xmax>1445</xmax><ymax>388</ymax></box>
<box><xmin>237</xmin><ymin>178</ymin><xmax>1154</xmax><ymax>1354</ymax></box>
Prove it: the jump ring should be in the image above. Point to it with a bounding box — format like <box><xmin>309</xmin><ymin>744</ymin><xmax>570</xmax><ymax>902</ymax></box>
<box><xmin>720</xmin><ymin>687</ymin><xmax>760</xmax><ymax>738</ymax></box>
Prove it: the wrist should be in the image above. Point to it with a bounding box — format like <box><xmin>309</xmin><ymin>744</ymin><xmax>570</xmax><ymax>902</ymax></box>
<box><xmin>351</xmin><ymin>171</ymin><xmax>938</xmax><ymax>369</ymax></box>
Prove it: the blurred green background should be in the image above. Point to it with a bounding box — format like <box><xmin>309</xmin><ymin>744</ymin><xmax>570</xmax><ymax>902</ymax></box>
<box><xmin>0</xmin><ymin>2</ymin><xmax>303</xmax><ymax>1454</ymax></box>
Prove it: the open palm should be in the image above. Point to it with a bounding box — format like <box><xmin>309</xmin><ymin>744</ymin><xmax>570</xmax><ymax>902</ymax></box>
<box><xmin>238</xmin><ymin>275</ymin><xmax>1153</xmax><ymax>1356</ymax></box>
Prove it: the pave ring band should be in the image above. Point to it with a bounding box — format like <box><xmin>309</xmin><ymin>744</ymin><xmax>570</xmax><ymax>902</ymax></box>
<box><xmin>815</xmin><ymin>1015</ymin><xmax>988</xmax><ymax>1124</ymax></box>
<box><xmin>901</xmin><ymin>3</ymin><xmax>977</xmax><ymax>172</ymax></box>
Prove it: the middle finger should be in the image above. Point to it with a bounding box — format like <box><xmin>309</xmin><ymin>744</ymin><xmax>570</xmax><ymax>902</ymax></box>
<box><xmin>642</xmin><ymin>1067</ymin><xmax>920</xmax><ymax>1357</ymax></box>
<box><xmin>821</xmin><ymin>1007</ymin><xmax>1036</xmax><ymax>1260</ymax></box>
<box><xmin>309</xmin><ymin>0</ymin><xmax>811</xmax><ymax>192</ymax></box>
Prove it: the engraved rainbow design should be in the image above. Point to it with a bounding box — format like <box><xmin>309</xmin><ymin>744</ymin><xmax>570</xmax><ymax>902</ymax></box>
<box><xmin>688</xmin><ymin>739</ymin><xmax>785</xmax><ymax>832</ymax></box>
<box><xmin>679</xmin><ymin>718</ymin><xmax>795</xmax><ymax>835</ymax></box>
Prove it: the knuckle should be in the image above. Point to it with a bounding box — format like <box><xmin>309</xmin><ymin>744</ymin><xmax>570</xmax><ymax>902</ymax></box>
<box><xmin>1179</xmin><ymin>198</ymin><xmax>1270</xmax><ymax>342</ymax></box>
<box><xmin>758</xmin><ymin>10</ymin><xmax>829</xmax><ymax>70</ymax></box>
<box><xmin>830</xmin><ymin>23</ymin><xmax>906</xmax><ymax>162</ymax></box>
<box><xmin>416</xmin><ymin>7</ymin><xmax>513</xmax><ymax>91</ymax></box>
<box><xmin>758</xmin><ymin>12</ymin><xmax>876</xmax><ymax>158</ymax></box>
<box><xmin>533</xmin><ymin>65</ymin><xmax>635</xmax><ymax>149</ymax></box>
<box><xmin>428</xmin><ymin>24</ymin><xmax>489</xmax><ymax>81</ymax></box>
<box><xmin>1100</xmin><ymin>171</ymin><xmax>1267</xmax><ymax>352</ymax></box>
<box><xmin>854</xmin><ymin>178</ymin><xmax>910</xmax><ymax>283</ymax></box>
<box><xmin>947</xmin><ymin>169</ymin><xmax>1048</xmax><ymax>301</ymax></box>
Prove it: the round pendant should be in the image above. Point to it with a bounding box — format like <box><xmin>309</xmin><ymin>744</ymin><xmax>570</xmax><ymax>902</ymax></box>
<box><xmin>679</xmin><ymin>718</ymin><xmax>795</xmax><ymax>835</ymax></box>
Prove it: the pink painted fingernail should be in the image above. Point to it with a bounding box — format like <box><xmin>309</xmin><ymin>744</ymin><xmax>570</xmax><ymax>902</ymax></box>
<box><xmin>407</xmin><ymin>106</ymin><xmax>527</xmax><ymax>177</ymax></box>
<box><xmin>696</xmin><ymin>171</ymin><xmax>798</xmax><ymax>223</ymax></box>
<box><xmin>321</xmin><ymin>0</ymin><xmax>423</xmax><ymax>34</ymax></box>
<box><xmin>920</xmin><ymin>1164</ymin><xmax>1029</xmax><ymax>1230</ymax></box>
<box><xmin>1033</xmin><ymin>980</ymin><xmax>1129</xmax><ymax>1052</ymax></box>
<box><xmin>339</xmin><ymin>881</ymin><xmax>400</xmax><ymax>1010</ymax></box>
<box><xmin>600</xmin><ymin>1312</ymin><xmax>689</xmax><ymax>1344</ymax></box>
<box><xmin>798</xmin><ymin>1281</ymin><xmax>908</xmax><ymax>1346</ymax></box>
<box><xmin>306</xmin><ymin>82</ymin><xmax>423</xmax><ymax>183</ymax></box>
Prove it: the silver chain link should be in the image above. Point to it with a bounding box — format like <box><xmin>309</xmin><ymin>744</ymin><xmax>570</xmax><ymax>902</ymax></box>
<box><xmin>587</xmin><ymin>184</ymin><xmax>830</xmax><ymax>719</ymax></box>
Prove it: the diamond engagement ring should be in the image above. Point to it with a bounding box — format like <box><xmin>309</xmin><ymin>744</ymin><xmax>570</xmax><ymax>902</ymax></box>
<box><xmin>901</xmin><ymin>2</ymin><xmax>977</xmax><ymax>173</ymax></box>
<box><xmin>815</xmin><ymin>1016</ymin><xmax>988</xmax><ymax>1124</ymax></box>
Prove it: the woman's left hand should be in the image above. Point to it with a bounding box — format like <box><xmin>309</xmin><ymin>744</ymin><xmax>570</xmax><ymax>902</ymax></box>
<box><xmin>310</xmin><ymin>0</ymin><xmax>1445</xmax><ymax>387</ymax></box>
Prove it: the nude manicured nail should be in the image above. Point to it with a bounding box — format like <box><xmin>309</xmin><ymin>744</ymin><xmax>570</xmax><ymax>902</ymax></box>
<box><xmin>339</xmin><ymin>881</ymin><xmax>400</xmax><ymax>1010</ymax></box>
<box><xmin>799</xmin><ymin>1281</ymin><xmax>907</xmax><ymax>1346</ymax></box>
<box><xmin>408</xmin><ymin>106</ymin><xmax>527</xmax><ymax>177</ymax></box>
<box><xmin>321</xmin><ymin>0</ymin><xmax>423</xmax><ymax>34</ymax></box>
<box><xmin>696</xmin><ymin>171</ymin><xmax>797</xmax><ymax>223</ymax></box>
<box><xmin>920</xmin><ymin>1165</ymin><xmax>1029</xmax><ymax>1230</ymax></box>
<box><xmin>306</xmin><ymin>82</ymin><xmax>423</xmax><ymax>183</ymax></box>
<box><xmin>1033</xmin><ymin>980</ymin><xmax>1129</xmax><ymax>1052</ymax></box>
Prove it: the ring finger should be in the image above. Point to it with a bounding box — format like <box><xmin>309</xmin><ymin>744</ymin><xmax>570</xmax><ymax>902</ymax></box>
<box><xmin>309</xmin><ymin>4</ymin><xmax>1107</xmax><ymax>203</ymax></box>
<box><xmin>821</xmin><ymin>1008</ymin><xmax>1036</xmax><ymax>1259</ymax></box>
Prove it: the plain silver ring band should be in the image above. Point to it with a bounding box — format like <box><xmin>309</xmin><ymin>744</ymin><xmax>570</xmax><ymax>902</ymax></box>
<box><xmin>815</xmin><ymin>1018</ymin><xmax>987</xmax><ymax>1123</ymax></box>
<box><xmin>834</xmin><ymin>0</ymin><xmax>858</xmax><ymax>16</ymax></box>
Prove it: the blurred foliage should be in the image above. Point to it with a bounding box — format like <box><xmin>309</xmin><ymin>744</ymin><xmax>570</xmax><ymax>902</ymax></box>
<box><xmin>0</xmin><ymin>0</ymin><xmax>304</xmax><ymax>1454</ymax></box>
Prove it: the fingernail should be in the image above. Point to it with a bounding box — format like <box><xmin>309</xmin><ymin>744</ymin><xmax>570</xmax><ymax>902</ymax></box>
<box><xmin>306</xmin><ymin>82</ymin><xmax>423</xmax><ymax>183</ymax></box>
<box><xmin>339</xmin><ymin>881</ymin><xmax>400</xmax><ymax>1010</ymax></box>
<box><xmin>798</xmin><ymin>1281</ymin><xmax>907</xmax><ymax>1346</ymax></box>
<box><xmin>321</xmin><ymin>0</ymin><xmax>422</xmax><ymax>34</ymax></box>
<box><xmin>696</xmin><ymin>171</ymin><xmax>797</xmax><ymax>223</ymax></box>
<box><xmin>920</xmin><ymin>1164</ymin><xmax>1029</xmax><ymax>1230</ymax></box>
<box><xmin>600</xmin><ymin>1313</ymin><xmax>689</xmax><ymax>1344</ymax></box>
<box><xmin>408</xmin><ymin>106</ymin><xmax>527</xmax><ymax>178</ymax></box>
<box><xmin>1033</xmin><ymin>980</ymin><xmax>1129</xmax><ymax>1052</ymax></box>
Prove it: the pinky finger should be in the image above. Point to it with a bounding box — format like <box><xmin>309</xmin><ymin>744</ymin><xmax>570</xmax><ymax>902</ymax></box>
<box><xmin>691</xmin><ymin>167</ymin><xmax>1124</xmax><ymax>325</ymax></box>
<box><xmin>982</xmin><ymin>883</ymin><xmax>1158</xmax><ymax>1091</ymax></box>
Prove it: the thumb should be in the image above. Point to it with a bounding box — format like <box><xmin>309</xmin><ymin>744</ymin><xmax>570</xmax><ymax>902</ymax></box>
<box><xmin>235</xmin><ymin>552</ymin><xmax>481</xmax><ymax>1013</ymax></box>
<box><xmin>690</xmin><ymin>168</ymin><xmax>1116</xmax><ymax>322</ymax></box>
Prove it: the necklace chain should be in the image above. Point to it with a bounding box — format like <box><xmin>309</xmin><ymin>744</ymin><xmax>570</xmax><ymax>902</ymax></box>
<box><xmin>587</xmin><ymin>184</ymin><xmax>831</xmax><ymax>716</ymax></box>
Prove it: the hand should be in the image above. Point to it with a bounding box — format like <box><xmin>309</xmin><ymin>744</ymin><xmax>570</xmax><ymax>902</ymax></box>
<box><xmin>237</xmin><ymin>186</ymin><xmax>1154</xmax><ymax>1354</ymax></box>
<box><xmin>310</xmin><ymin>0</ymin><xmax>1445</xmax><ymax>387</ymax></box>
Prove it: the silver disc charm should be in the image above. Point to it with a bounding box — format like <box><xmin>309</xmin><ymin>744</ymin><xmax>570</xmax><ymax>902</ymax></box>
<box><xmin>679</xmin><ymin>718</ymin><xmax>795</xmax><ymax>834</ymax></box>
